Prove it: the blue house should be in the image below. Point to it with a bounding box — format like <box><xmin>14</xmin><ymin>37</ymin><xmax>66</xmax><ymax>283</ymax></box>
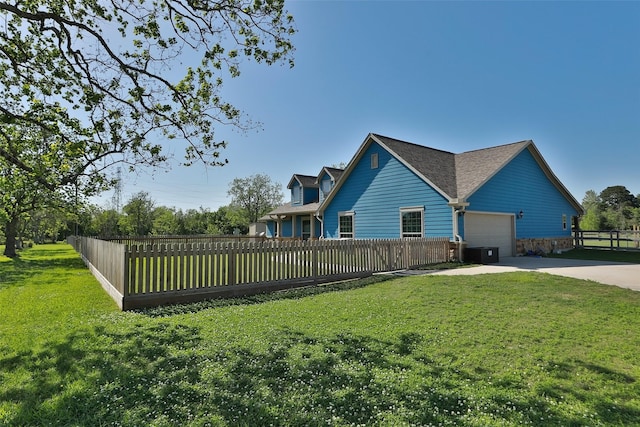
<box><xmin>261</xmin><ymin>133</ymin><xmax>583</xmax><ymax>257</ymax></box>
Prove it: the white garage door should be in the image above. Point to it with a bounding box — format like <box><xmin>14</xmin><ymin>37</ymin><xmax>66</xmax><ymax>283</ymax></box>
<box><xmin>464</xmin><ymin>212</ymin><xmax>515</xmax><ymax>257</ymax></box>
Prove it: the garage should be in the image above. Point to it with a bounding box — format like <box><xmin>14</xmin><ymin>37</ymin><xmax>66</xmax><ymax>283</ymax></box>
<box><xmin>464</xmin><ymin>212</ymin><xmax>515</xmax><ymax>257</ymax></box>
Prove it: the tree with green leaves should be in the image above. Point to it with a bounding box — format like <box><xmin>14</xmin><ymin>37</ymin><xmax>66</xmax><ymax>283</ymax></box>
<box><xmin>228</xmin><ymin>174</ymin><xmax>283</xmax><ymax>225</ymax></box>
<box><xmin>600</xmin><ymin>185</ymin><xmax>638</xmax><ymax>230</ymax></box>
<box><xmin>0</xmin><ymin>0</ymin><xmax>296</xmax><ymax>232</ymax></box>
<box><xmin>579</xmin><ymin>190</ymin><xmax>604</xmax><ymax>230</ymax></box>
<box><xmin>153</xmin><ymin>206</ymin><xmax>183</xmax><ymax>236</ymax></box>
<box><xmin>600</xmin><ymin>186</ymin><xmax>637</xmax><ymax>211</ymax></box>
<box><xmin>580</xmin><ymin>186</ymin><xmax>640</xmax><ymax>231</ymax></box>
<box><xmin>1</xmin><ymin>0</ymin><xmax>295</xmax><ymax>253</ymax></box>
<box><xmin>1</xmin><ymin>0</ymin><xmax>296</xmax><ymax>164</ymax></box>
<box><xmin>0</xmin><ymin>122</ymin><xmax>87</xmax><ymax>256</ymax></box>
<box><xmin>120</xmin><ymin>191</ymin><xmax>155</xmax><ymax>236</ymax></box>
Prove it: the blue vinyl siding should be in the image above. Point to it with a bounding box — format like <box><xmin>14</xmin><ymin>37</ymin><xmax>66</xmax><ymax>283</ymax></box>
<box><xmin>266</xmin><ymin>221</ymin><xmax>277</xmax><ymax>238</ymax></box>
<box><xmin>303</xmin><ymin>187</ymin><xmax>319</xmax><ymax>204</ymax></box>
<box><xmin>465</xmin><ymin>148</ymin><xmax>579</xmax><ymax>239</ymax></box>
<box><xmin>266</xmin><ymin>220</ymin><xmax>293</xmax><ymax>238</ymax></box>
<box><xmin>266</xmin><ymin>218</ymin><xmax>293</xmax><ymax>237</ymax></box>
<box><xmin>266</xmin><ymin>216</ymin><xmax>320</xmax><ymax>238</ymax></box>
<box><xmin>281</xmin><ymin>220</ymin><xmax>293</xmax><ymax>237</ymax></box>
<box><xmin>323</xmin><ymin>142</ymin><xmax>452</xmax><ymax>239</ymax></box>
<box><xmin>291</xmin><ymin>182</ymin><xmax>319</xmax><ymax>206</ymax></box>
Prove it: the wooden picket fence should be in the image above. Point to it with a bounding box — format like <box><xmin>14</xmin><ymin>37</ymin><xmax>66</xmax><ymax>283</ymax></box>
<box><xmin>68</xmin><ymin>236</ymin><xmax>450</xmax><ymax>310</ymax></box>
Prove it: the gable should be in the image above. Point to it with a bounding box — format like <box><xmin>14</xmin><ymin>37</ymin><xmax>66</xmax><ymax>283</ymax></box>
<box><xmin>455</xmin><ymin>141</ymin><xmax>531</xmax><ymax>200</ymax></box>
<box><xmin>320</xmin><ymin>133</ymin><xmax>456</xmax><ymax>211</ymax></box>
<box><xmin>467</xmin><ymin>147</ymin><xmax>581</xmax><ymax>238</ymax></box>
<box><xmin>318</xmin><ymin>173</ymin><xmax>333</xmax><ymax>203</ymax></box>
<box><xmin>287</xmin><ymin>174</ymin><xmax>317</xmax><ymax>189</ymax></box>
<box><xmin>372</xmin><ymin>134</ymin><xmax>457</xmax><ymax>198</ymax></box>
<box><xmin>461</xmin><ymin>143</ymin><xmax>583</xmax><ymax>214</ymax></box>
<box><xmin>321</xmin><ymin>141</ymin><xmax>452</xmax><ymax>238</ymax></box>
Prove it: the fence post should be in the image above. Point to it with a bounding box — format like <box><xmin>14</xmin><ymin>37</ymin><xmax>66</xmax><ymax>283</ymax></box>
<box><xmin>123</xmin><ymin>245</ymin><xmax>129</xmax><ymax>298</ymax></box>
<box><xmin>228</xmin><ymin>242</ymin><xmax>236</xmax><ymax>286</ymax></box>
<box><xmin>610</xmin><ymin>231</ymin><xmax>614</xmax><ymax>250</ymax></box>
<box><xmin>312</xmin><ymin>241</ymin><xmax>319</xmax><ymax>283</ymax></box>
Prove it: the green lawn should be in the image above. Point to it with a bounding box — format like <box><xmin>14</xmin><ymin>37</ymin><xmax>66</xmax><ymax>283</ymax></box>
<box><xmin>1</xmin><ymin>244</ymin><xmax>639</xmax><ymax>426</ymax></box>
<box><xmin>551</xmin><ymin>248</ymin><xmax>640</xmax><ymax>263</ymax></box>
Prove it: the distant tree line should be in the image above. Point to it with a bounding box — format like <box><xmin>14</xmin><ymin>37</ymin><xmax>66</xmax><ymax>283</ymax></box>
<box><xmin>1</xmin><ymin>174</ymin><xmax>283</xmax><ymax>252</ymax></box>
<box><xmin>77</xmin><ymin>194</ymin><xmax>248</xmax><ymax>237</ymax></box>
<box><xmin>76</xmin><ymin>174</ymin><xmax>284</xmax><ymax>238</ymax></box>
<box><xmin>580</xmin><ymin>185</ymin><xmax>640</xmax><ymax>230</ymax></box>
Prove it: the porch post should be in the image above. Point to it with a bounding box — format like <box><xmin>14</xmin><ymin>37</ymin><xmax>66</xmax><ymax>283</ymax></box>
<box><xmin>292</xmin><ymin>215</ymin><xmax>296</xmax><ymax>238</ymax></box>
<box><xmin>310</xmin><ymin>213</ymin><xmax>315</xmax><ymax>239</ymax></box>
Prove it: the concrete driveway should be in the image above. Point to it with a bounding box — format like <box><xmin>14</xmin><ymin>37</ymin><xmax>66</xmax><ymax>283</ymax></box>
<box><xmin>429</xmin><ymin>256</ymin><xmax>640</xmax><ymax>291</ymax></box>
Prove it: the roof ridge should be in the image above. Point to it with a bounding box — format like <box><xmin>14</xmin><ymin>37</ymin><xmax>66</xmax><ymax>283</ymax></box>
<box><xmin>371</xmin><ymin>133</ymin><xmax>457</xmax><ymax>198</ymax></box>
<box><xmin>458</xmin><ymin>140</ymin><xmax>531</xmax><ymax>155</ymax></box>
<box><xmin>371</xmin><ymin>133</ymin><xmax>455</xmax><ymax>155</ymax></box>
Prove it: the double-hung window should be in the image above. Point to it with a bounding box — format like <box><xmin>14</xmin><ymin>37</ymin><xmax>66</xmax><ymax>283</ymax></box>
<box><xmin>338</xmin><ymin>211</ymin><xmax>354</xmax><ymax>239</ymax></box>
<box><xmin>400</xmin><ymin>207</ymin><xmax>424</xmax><ymax>238</ymax></box>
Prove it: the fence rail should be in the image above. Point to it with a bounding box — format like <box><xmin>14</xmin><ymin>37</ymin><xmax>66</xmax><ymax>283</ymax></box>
<box><xmin>69</xmin><ymin>236</ymin><xmax>450</xmax><ymax>310</ymax></box>
<box><xmin>101</xmin><ymin>234</ymin><xmax>270</xmax><ymax>246</ymax></box>
<box><xmin>574</xmin><ymin>230</ymin><xmax>640</xmax><ymax>250</ymax></box>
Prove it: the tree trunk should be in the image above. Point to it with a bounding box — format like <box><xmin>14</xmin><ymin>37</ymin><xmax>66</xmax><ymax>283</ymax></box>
<box><xmin>3</xmin><ymin>216</ymin><xmax>19</xmax><ymax>258</ymax></box>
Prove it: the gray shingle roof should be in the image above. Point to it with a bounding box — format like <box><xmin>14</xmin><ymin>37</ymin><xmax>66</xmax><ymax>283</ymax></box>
<box><xmin>322</xmin><ymin>167</ymin><xmax>344</xmax><ymax>182</ymax></box>
<box><xmin>259</xmin><ymin>202</ymin><xmax>319</xmax><ymax>221</ymax></box>
<box><xmin>372</xmin><ymin>134</ymin><xmax>532</xmax><ymax>200</ymax></box>
<box><xmin>267</xmin><ymin>133</ymin><xmax>582</xmax><ymax>218</ymax></box>
<box><xmin>372</xmin><ymin>134</ymin><xmax>458</xmax><ymax>198</ymax></box>
<box><xmin>454</xmin><ymin>140</ymin><xmax>531</xmax><ymax>199</ymax></box>
<box><xmin>287</xmin><ymin>174</ymin><xmax>318</xmax><ymax>189</ymax></box>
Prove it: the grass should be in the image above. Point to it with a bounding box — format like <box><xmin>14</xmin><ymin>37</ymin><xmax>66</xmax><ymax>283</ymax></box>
<box><xmin>1</xmin><ymin>244</ymin><xmax>639</xmax><ymax>426</ymax></box>
<box><xmin>551</xmin><ymin>248</ymin><xmax>640</xmax><ymax>263</ymax></box>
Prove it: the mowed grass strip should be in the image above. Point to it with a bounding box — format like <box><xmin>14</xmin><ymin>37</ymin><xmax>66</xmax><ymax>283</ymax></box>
<box><xmin>0</xmin><ymin>244</ymin><xmax>639</xmax><ymax>426</ymax></box>
<box><xmin>550</xmin><ymin>248</ymin><xmax>640</xmax><ymax>263</ymax></box>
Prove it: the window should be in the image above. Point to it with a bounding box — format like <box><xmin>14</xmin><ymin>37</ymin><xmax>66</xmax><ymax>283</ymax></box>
<box><xmin>302</xmin><ymin>219</ymin><xmax>311</xmax><ymax>240</ymax></box>
<box><xmin>292</xmin><ymin>185</ymin><xmax>301</xmax><ymax>204</ymax></box>
<box><xmin>371</xmin><ymin>153</ymin><xmax>378</xmax><ymax>169</ymax></box>
<box><xmin>562</xmin><ymin>214</ymin><xmax>567</xmax><ymax>231</ymax></box>
<box><xmin>321</xmin><ymin>179</ymin><xmax>332</xmax><ymax>195</ymax></box>
<box><xmin>339</xmin><ymin>211</ymin><xmax>354</xmax><ymax>238</ymax></box>
<box><xmin>400</xmin><ymin>207</ymin><xmax>424</xmax><ymax>238</ymax></box>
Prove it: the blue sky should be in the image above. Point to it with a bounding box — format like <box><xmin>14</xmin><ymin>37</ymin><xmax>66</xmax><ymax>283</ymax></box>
<box><xmin>106</xmin><ymin>1</ymin><xmax>640</xmax><ymax>211</ymax></box>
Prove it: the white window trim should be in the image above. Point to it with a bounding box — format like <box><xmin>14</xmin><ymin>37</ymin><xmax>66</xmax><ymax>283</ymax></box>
<box><xmin>400</xmin><ymin>206</ymin><xmax>424</xmax><ymax>238</ymax></box>
<box><xmin>562</xmin><ymin>214</ymin><xmax>567</xmax><ymax>231</ymax></box>
<box><xmin>371</xmin><ymin>153</ymin><xmax>378</xmax><ymax>169</ymax></box>
<box><xmin>338</xmin><ymin>211</ymin><xmax>355</xmax><ymax>239</ymax></box>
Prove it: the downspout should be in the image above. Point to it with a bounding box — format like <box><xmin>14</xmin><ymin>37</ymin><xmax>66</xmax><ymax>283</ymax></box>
<box><xmin>452</xmin><ymin>207</ymin><xmax>463</xmax><ymax>262</ymax></box>
<box><xmin>315</xmin><ymin>211</ymin><xmax>324</xmax><ymax>238</ymax></box>
<box><xmin>448</xmin><ymin>200</ymin><xmax>469</xmax><ymax>262</ymax></box>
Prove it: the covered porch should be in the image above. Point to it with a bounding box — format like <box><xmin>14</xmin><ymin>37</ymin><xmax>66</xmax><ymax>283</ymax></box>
<box><xmin>260</xmin><ymin>202</ymin><xmax>322</xmax><ymax>240</ymax></box>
